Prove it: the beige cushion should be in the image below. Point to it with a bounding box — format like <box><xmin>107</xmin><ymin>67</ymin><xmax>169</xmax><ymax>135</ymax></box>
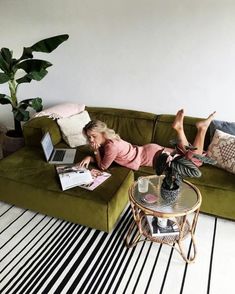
<box><xmin>34</xmin><ymin>103</ymin><xmax>85</xmax><ymax>120</ymax></box>
<box><xmin>208</xmin><ymin>129</ymin><xmax>235</xmax><ymax>174</ymax></box>
<box><xmin>57</xmin><ymin>111</ymin><xmax>90</xmax><ymax>147</ymax></box>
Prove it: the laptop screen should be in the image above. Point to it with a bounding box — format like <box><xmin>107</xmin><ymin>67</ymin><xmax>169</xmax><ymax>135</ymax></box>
<box><xmin>41</xmin><ymin>132</ymin><xmax>54</xmax><ymax>161</ymax></box>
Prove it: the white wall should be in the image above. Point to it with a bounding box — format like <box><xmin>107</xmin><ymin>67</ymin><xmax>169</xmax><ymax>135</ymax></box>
<box><xmin>0</xmin><ymin>0</ymin><xmax>235</xmax><ymax>128</ymax></box>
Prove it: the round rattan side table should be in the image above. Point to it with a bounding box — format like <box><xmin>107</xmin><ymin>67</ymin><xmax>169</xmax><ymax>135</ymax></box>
<box><xmin>125</xmin><ymin>175</ymin><xmax>202</xmax><ymax>263</ymax></box>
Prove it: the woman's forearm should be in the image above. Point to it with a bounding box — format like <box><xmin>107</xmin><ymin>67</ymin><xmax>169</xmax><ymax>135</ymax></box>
<box><xmin>94</xmin><ymin>151</ymin><xmax>103</xmax><ymax>169</ymax></box>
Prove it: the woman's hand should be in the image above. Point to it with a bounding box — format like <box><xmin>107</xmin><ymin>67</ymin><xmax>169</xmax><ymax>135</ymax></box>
<box><xmin>90</xmin><ymin>142</ymin><xmax>100</xmax><ymax>151</ymax></box>
<box><xmin>78</xmin><ymin>156</ymin><xmax>92</xmax><ymax>168</ymax></box>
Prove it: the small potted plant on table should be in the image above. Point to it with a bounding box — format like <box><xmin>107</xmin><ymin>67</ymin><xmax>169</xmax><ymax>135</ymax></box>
<box><xmin>153</xmin><ymin>140</ymin><xmax>215</xmax><ymax>202</ymax></box>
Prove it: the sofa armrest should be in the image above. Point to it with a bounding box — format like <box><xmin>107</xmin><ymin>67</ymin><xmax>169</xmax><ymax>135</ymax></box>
<box><xmin>23</xmin><ymin>117</ymin><xmax>62</xmax><ymax>147</ymax></box>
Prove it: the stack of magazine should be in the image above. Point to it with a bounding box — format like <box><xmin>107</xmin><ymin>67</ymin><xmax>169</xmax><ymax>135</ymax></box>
<box><xmin>145</xmin><ymin>215</ymin><xmax>179</xmax><ymax>237</ymax></box>
<box><xmin>56</xmin><ymin>165</ymin><xmax>111</xmax><ymax>191</ymax></box>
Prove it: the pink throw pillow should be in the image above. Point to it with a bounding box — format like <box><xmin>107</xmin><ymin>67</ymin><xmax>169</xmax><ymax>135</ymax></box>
<box><xmin>33</xmin><ymin>103</ymin><xmax>85</xmax><ymax>119</ymax></box>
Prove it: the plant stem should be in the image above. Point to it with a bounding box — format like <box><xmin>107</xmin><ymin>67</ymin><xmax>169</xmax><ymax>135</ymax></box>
<box><xmin>14</xmin><ymin>119</ymin><xmax>23</xmax><ymax>137</ymax></box>
<box><xmin>8</xmin><ymin>79</ymin><xmax>18</xmax><ymax>108</ymax></box>
<box><xmin>8</xmin><ymin>79</ymin><xmax>22</xmax><ymax>136</ymax></box>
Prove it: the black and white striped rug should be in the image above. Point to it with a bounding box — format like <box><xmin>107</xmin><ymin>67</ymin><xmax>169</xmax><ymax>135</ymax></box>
<box><xmin>0</xmin><ymin>200</ymin><xmax>234</xmax><ymax>294</ymax></box>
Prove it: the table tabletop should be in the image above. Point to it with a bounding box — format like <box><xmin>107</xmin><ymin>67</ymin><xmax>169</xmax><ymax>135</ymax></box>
<box><xmin>129</xmin><ymin>175</ymin><xmax>202</xmax><ymax>217</ymax></box>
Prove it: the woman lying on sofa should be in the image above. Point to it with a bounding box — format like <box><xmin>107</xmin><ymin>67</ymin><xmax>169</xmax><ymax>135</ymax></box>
<box><xmin>78</xmin><ymin>109</ymin><xmax>216</xmax><ymax>171</ymax></box>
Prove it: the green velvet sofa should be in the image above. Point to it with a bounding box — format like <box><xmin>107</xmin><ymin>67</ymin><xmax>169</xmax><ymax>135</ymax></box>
<box><xmin>0</xmin><ymin>107</ymin><xmax>234</xmax><ymax>233</ymax></box>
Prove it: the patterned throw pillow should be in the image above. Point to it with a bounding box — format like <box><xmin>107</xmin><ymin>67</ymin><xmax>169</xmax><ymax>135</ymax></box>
<box><xmin>207</xmin><ymin>129</ymin><xmax>235</xmax><ymax>174</ymax></box>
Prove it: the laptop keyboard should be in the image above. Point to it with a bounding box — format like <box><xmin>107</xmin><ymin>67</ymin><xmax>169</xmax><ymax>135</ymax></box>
<box><xmin>52</xmin><ymin>150</ymin><xmax>66</xmax><ymax>161</ymax></box>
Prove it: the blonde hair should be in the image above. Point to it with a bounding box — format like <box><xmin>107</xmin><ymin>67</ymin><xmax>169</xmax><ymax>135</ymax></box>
<box><xmin>83</xmin><ymin>120</ymin><xmax>121</xmax><ymax>141</ymax></box>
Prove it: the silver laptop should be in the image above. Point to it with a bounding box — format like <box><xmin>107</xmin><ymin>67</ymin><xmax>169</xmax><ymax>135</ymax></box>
<box><xmin>41</xmin><ymin>132</ymin><xmax>76</xmax><ymax>164</ymax></box>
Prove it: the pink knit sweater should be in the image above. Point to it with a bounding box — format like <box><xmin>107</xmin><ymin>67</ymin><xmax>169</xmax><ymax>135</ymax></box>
<box><xmin>99</xmin><ymin>139</ymin><xmax>165</xmax><ymax>170</ymax></box>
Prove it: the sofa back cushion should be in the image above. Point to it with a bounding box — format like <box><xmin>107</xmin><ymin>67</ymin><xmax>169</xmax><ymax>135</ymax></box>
<box><xmin>23</xmin><ymin>117</ymin><xmax>62</xmax><ymax>147</ymax></box>
<box><xmin>153</xmin><ymin>115</ymin><xmax>210</xmax><ymax>150</ymax></box>
<box><xmin>86</xmin><ymin>107</ymin><xmax>157</xmax><ymax>146</ymax></box>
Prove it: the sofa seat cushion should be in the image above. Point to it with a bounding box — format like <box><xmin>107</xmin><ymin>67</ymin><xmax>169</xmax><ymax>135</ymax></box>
<box><xmin>189</xmin><ymin>165</ymin><xmax>235</xmax><ymax>191</ymax></box>
<box><xmin>188</xmin><ymin>165</ymin><xmax>235</xmax><ymax>220</ymax></box>
<box><xmin>134</xmin><ymin>164</ymin><xmax>235</xmax><ymax>192</ymax></box>
<box><xmin>137</xmin><ymin>164</ymin><xmax>235</xmax><ymax>192</ymax></box>
<box><xmin>0</xmin><ymin>147</ymin><xmax>134</xmax><ymax>232</ymax></box>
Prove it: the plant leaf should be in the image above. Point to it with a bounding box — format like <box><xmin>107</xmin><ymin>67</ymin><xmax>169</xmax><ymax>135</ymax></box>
<box><xmin>0</xmin><ymin>48</ymin><xmax>14</xmax><ymax>74</ymax></box>
<box><xmin>171</xmin><ymin>158</ymin><xmax>202</xmax><ymax>178</ymax></box>
<box><xmin>185</xmin><ymin>143</ymin><xmax>198</xmax><ymax>151</ymax></box>
<box><xmin>20</xmin><ymin>97</ymin><xmax>43</xmax><ymax>112</ymax></box>
<box><xmin>1</xmin><ymin>48</ymin><xmax>12</xmax><ymax>64</ymax></box>
<box><xmin>16</xmin><ymin>68</ymin><xmax>48</xmax><ymax>84</ymax></box>
<box><xmin>0</xmin><ymin>72</ymin><xmax>10</xmax><ymax>84</ymax></box>
<box><xmin>16</xmin><ymin>75</ymin><xmax>32</xmax><ymax>84</ymax></box>
<box><xmin>13</xmin><ymin>108</ymin><xmax>30</xmax><ymax>122</ymax></box>
<box><xmin>30</xmin><ymin>34</ymin><xmax>69</xmax><ymax>53</ymax></box>
<box><xmin>169</xmin><ymin>138</ymin><xmax>179</xmax><ymax>147</ymax></box>
<box><xmin>29</xmin><ymin>68</ymin><xmax>48</xmax><ymax>81</ymax></box>
<box><xmin>16</xmin><ymin>59</ymin><xmax>52</xmax><ymax>73</ymax></box>
<box><xmin>154</xmin><ymin>151</ymin><xmax>169</xmax><ymax>175</ymax></box>
<box><xmin>164</xmin><ymin>175</ymin><xmax>174</xmax><ymax>189</ymax></box>
<box><xmin>0</xmin><ymin>52</ymin><xmax>9</xmax><ymax>73</ymax></box>
<box><xmin>0</xmin><ymin>94</ymin><xmax>12</xmax><ymax>105</ymax></box>
<box><xmin>17</xmin><ymin>102</ymin><xmax>29</xmax><ymax>110</ymax></box>
<box><xmin>19</xmin><ymin>47</ymin><xmax>33</xmax><ymax>60</ymax></box>
<box><xmin>193</xmin><ymin>154</ymin><xmax>217</xmax><ymax>165</ymax></box>
<box><xmin>31</xmin><ymin>97</ymin><xmax>43</xmax><ymax>111</ymax></box>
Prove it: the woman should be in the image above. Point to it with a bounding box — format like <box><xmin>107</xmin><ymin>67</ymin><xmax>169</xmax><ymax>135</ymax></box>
<box><xmin>79</xmin><ymin>109</ymin><xmax>216</xmax><ymax>170</ymax></box>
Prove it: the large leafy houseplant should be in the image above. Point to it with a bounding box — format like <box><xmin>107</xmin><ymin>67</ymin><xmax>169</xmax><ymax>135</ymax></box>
<box><xmin>0</xmin><ymin>34</ymin><xmax>69</xmax><ymax>137</ymax></box>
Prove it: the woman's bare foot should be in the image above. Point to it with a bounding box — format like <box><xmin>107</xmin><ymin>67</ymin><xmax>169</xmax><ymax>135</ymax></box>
<box><xmin>172</xmin><ymin>109</ymin><xmax>185</xmax><ymax>131</ymax></box>
<box><xmin>196</xmin><ymin>111</ymin><xmax>216</xmax><ymax>131</ymax></box>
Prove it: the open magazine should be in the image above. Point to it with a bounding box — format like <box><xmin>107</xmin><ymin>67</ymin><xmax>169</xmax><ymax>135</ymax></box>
<box><xmin>56</xmin><ymin>165</ymin><xmax>111</xmax><ymax>191</ymax></box>
<box><xmin>145</xmin><ymin>215</ymin><xmax>179</xmax><ymax>237</ymax></box>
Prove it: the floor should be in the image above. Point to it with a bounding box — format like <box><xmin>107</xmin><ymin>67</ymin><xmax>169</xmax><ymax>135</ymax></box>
<box><xmin>0</xmin><ymin>200</ymin><xmax>234</xmax><ymax>294</ymax></box>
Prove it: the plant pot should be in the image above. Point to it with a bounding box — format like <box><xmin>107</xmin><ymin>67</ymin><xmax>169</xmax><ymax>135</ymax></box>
<box><xmin>160</xmin><ymin>184</ymin><xmax>180</xmax><ymax>203</ymax></box>
<box><xmin>2</xmin><ymin>131</ymin><xmax>25</xmax><ymax>157</ymax></box>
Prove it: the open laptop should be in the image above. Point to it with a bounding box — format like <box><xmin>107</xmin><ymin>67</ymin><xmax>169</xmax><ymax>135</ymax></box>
<box><xmin>41</xmin><ymin>132</ymin><xmax>76</xmax><ymax>164</ymax></box>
